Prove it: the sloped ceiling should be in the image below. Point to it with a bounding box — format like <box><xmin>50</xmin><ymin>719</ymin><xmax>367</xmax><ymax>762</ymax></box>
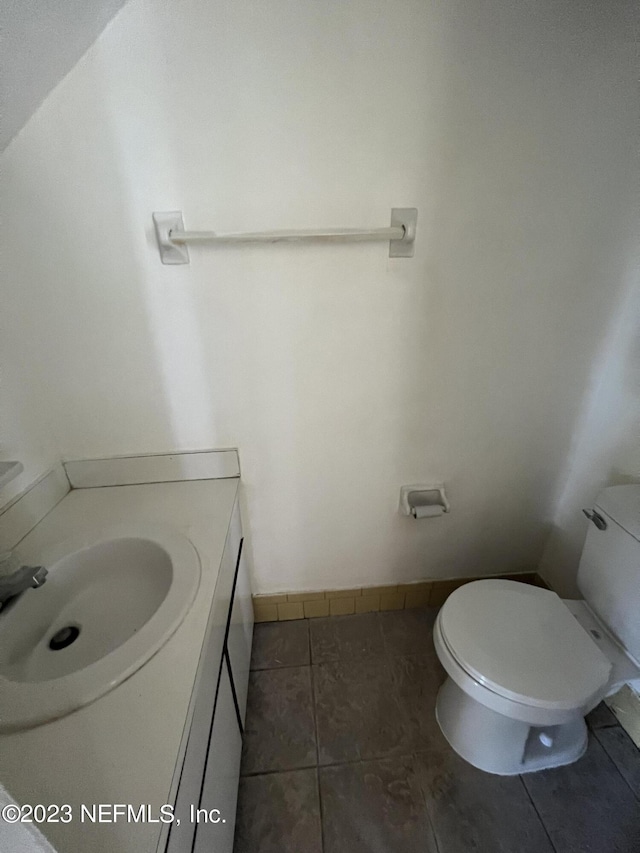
<box><xmin>1</xmin><ymin>0</ymin><xmax>129</xmax><ymax>150</ymax></box>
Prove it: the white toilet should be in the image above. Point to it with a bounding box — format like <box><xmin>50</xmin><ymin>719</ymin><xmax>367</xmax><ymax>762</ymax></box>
<box><xmin>433</xmin><ymin>484</ymin><xmax>640</xmax><ymax>775</ymax></box>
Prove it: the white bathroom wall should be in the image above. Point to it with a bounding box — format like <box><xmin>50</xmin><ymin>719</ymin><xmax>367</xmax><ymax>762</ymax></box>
<box><xmin>1</xmin><ymin>0</ymin><xmax>128</xmax><ymax>148</ymax></box>
<box><xmin>0</xmin><ymin>288</ymin><xmax>61</xmax><ymax>505</ymax></box>
<box><xmin>1</xmin><ymin>0</ymin><xmax>637</xmax><ymax>592</ymax></box>
<box><xmin>539</xmin><ymin>270</ymin><xmax>640</xmax><ymax>597</ymax></box>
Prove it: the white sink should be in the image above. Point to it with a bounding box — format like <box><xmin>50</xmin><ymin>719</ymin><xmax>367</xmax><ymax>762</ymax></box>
<box><xmin>0</xmin><ymin>524</ymin><xmax>200</xmax><ymax>731</ymax></box>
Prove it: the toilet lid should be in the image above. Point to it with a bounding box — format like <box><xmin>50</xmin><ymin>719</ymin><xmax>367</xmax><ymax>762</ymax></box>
<box><xmin>440</xmin><ymin>580</ymin><xmax>612</xmax><ymax>710</ymax></box>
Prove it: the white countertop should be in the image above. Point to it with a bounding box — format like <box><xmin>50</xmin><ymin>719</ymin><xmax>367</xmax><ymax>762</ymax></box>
<box><xmin>0</xmin><ymin>478</ymin><xmax>239</xmax><ymax>853</ymax></box>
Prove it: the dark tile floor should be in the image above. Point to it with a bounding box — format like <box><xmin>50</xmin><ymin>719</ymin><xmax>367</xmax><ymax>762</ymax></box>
<box><xmin>233</xmin><ymin>610</ymin><xmax>640</xmax><ymax>853</ymax></box>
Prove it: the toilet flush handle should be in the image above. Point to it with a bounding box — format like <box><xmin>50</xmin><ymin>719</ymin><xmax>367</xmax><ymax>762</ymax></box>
<box><xmin>582</xmin><ymin>509</ymin><xmax>608</xmax><ymax>531</ymax></box>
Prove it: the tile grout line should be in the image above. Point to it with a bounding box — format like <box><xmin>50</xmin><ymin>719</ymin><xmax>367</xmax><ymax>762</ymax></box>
<box><xmin>250</xmin><ymin>661</ymin><xmax>315</xmax><ymax>673</ymax></box>
<box><xmin>589</xmin><ymin>719</ymin><xmax>620</xmax><ymax>730</ymax></box>
<box><xmin>250</xmin><ymin>651</ymin><xmax>424</xmax><ymax>672</ymax></box>
<box><xmin>307</xmin><ymin>624</ymin><xmax>326</xmax><ymax>852</ymax></box>
<box><xmin>377</xmin><ymin>610</ymin><xmax>393</xmax><ymax>665</ymax></box>
<box><xmin>518</xmin><ymin>774</ymin><xmax>559</xmax><ymax>853</ymax></box>
<box><xmin>408</xmin><ymin>750</ymin><xmax>443</xmax><ymax>853</ymax></box>
<box><xmin>592</xmin><ymin>727</ymin><xmax>640</xmax><ymax>804</ymax></box>
<box><xmin>315</xmin><ymin>765</ymin><xmax>325</xmax><ymax>853</ymax></box>
<box><xmin>240</xmin><ymin>763</ymin><xmax>319</xmax><ymax>779</ymax></box>
<box><xmin>239</xmin><ymin>743</ymin><xmax>463</xmax><ymax>779</ymax></box>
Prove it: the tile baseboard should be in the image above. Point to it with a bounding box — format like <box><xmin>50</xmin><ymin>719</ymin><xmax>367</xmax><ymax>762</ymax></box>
<box><xmin>253</xmin><ymin>572</ymin><xmax>547</xmax><ymax>622</ymax></box>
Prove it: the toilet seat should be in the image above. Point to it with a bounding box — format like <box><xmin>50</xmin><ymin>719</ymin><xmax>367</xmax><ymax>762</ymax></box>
<box><xmin>439</xmin><ymin>580</ymin><xmax>612</xmax><ymax>712</ymax></box>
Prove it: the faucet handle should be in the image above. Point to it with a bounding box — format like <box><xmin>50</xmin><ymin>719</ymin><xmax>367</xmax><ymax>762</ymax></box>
<box><xmin>31</xmin><ymin>567</ymin><xmax>48</xmax><ymax>588</ymax></box>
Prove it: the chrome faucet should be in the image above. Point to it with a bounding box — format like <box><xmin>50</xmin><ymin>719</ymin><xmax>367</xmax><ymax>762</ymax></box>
<box><xmin>0</xmin><ymin>553</ymin><xmax>48</xmax><ymax>610</ymax></box>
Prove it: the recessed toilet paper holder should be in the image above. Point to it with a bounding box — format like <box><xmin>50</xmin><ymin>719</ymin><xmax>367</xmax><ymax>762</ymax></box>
<box><xmin>399</xmin><ymin>484</ymin><xmax>450</xmax><ymax>519</ymax></box>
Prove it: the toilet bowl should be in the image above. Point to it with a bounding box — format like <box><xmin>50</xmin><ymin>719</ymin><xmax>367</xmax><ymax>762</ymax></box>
<box><xmin>432</xmin><ymin>484</ymin><xmax>640</xmax><ymax>775</ymax></box>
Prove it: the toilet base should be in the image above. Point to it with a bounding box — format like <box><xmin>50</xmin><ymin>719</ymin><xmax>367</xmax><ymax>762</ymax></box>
<box><xmin>435</xmin><ymin>677</ymin><xmax>588</xmax><ymax>775</ymax></box>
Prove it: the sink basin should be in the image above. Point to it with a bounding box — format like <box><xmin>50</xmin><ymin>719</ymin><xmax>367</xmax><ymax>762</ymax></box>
<box><xmin>0</xmin><ymin>524</ymin><xmax>200</xmax><ymax>731</ymax></box>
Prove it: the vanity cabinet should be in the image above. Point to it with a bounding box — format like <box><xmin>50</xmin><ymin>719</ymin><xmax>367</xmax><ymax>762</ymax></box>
<box><xmin>164</xmin><ymin>500</ymin><xmax>253</xmax><ymax>853</ymax></box>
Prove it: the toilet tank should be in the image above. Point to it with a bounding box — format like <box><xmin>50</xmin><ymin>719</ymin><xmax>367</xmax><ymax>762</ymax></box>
<box><xmin>577</xmin><ymin>485</ymin><xmax>640</xmax><ymax>665</ymax></box>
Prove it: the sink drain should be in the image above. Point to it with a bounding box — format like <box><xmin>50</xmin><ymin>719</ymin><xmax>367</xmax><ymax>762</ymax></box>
<box><xmin>49</xmin><ymin>625</ymin><xmax>81</xmax><ymax>651</ymax></box>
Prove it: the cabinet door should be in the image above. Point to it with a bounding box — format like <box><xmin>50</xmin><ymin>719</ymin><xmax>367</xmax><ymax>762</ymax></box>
<box><xmin>225</xmin><ymin>545</ymin><xmax>253</xmax><ymax>726</ymax></box>
<box><xmin>163</xmin><ymin>502</ymin><xmax>242</xmax><ymax>853</ymax></box>
<box><xmin>193</xmin><ymin>658</ymin><xmax>242</xmax><ymax>853</ymax></box>
<box><xmin>167</xmin><ymin>649</ymin><xmax>220</xmax><ymax>853</ymax></box>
